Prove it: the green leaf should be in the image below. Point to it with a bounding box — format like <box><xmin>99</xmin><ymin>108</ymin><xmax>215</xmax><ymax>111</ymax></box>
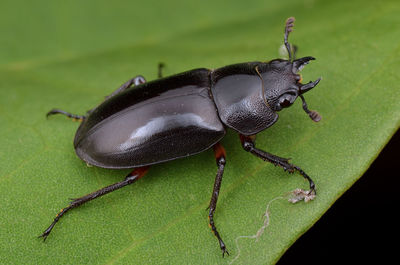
<box><xmin>0</xmin><ymin>0</ymin><xmax>399</xmax><ymax>264</ymax></box>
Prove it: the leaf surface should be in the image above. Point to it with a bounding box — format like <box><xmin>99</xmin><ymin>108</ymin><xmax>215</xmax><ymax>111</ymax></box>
<box><xmin>0</xmin><ymin>0</ymin><xmax>399</xmax><ymax>264</ymax></box>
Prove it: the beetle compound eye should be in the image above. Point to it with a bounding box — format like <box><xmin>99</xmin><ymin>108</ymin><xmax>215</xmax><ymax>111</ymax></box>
<box><xmin>278</xmin><ymin>93</ymin><xmax>297</xmax><ymax>109</ymax></box>
<box><xmin>279</xmin><ymin>98</ymin><xmax>291</xmax><ymax>108</ymax></box>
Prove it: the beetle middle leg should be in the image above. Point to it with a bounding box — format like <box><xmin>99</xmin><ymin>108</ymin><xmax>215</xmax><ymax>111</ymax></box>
<box><xmin>104</xmin><ymin>75</ymin><xmax>146</xmax><ymax>100</ymax></box>
<box><xmin>47</xmin><ymin>75</ymin><xmax>147</xmax><ymax>121</ymax></box>
<box><xmin>39</xmin><ymin>166</ymin><xmax>149</xmax><ymax>241</ymax></box>
<box><xmin>46</xmin><ymin>109</ymin><xmax>86</xmax><ymax>122</ymax></box>
<box><xmin>208</xmin><ymin>143</ymin><xmax>229</xmax><ymax>257</ymax></box>
<box><xmin>239</xmin><ymin>134</ymin><xmax>316</xmax><ymax>194</ymax></box>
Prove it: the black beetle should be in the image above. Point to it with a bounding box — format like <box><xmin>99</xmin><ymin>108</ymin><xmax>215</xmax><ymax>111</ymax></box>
<box><xmin>41</xmin><ymin>17</ymin><xmax>321</xmax><ymax>257</ymax></box>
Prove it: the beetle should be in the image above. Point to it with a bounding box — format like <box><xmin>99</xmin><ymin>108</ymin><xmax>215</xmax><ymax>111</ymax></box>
<box><xmin>40</xmin><ymin>17</ymin><xmax>321</xmax><ymax>257</ymax></box>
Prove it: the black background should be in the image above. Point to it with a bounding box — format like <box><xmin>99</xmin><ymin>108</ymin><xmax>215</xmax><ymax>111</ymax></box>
<box><xmin>277</xmin><ymin>129</ymin><xmax>399</xmax><ymax>264</ymax></box>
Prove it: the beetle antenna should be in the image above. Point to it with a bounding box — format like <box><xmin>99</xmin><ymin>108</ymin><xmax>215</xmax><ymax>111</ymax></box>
<box><xmin>299</xmin><ymin>95</ymin><xmax>321</xmax><ymax>122</ymax></box>
<box><xmin>284</xmin><ymin>17</ymin><xmax>295</xmax><ymax>62</ymax></box>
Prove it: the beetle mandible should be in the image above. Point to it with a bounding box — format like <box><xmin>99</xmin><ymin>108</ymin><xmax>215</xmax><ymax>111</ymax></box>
<box><xmin>40</xmin><ymin>17</ymin><xmax>321</xmax><ymax>257</ymax></box>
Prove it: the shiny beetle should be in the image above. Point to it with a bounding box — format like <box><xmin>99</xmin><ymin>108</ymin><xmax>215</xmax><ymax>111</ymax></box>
<box><xmin>41</xmin><ymin>17</ymin><xmax>321</xmax><ymax>257</ymax></box>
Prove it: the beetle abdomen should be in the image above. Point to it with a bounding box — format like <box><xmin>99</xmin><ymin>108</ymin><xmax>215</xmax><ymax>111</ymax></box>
<box><xmin>74</xmin><ymin>69</ymin><xmax>226</xmax><ymax>169</ymax></box>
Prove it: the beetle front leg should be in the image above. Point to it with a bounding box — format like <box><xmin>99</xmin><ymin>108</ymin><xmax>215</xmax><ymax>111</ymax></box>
<box><xmin>208</xmin><ymin>143</ymin><xmax>229</xmax><ymax>257</ymax></box>
<box><xmin>239</xmin><ymin>134</ymin><xmax>316</xmax><ymax>195</ymax></box>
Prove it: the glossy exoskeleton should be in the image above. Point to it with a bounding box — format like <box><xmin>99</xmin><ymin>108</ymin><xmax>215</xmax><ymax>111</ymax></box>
<box><xmin>41</xmin><ymin>17</ymin><xmax>321</xmax><ymax>257</ymax></box>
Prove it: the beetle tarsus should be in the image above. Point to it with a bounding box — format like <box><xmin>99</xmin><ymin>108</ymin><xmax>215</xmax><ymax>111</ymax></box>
<box><xmin>288</xmin><ymin>188</ymin><xmax>316</xmax><ymax>203</ymax></box>
<box><xmin>293</xmin><ymin>165</ymin><xmax>316</xmax><ymax>194</ymax></box>
<box><xmin>221</xmin><ymin>244</ymin><xmax>229</xmax><ymax>257</ymax></box>
<box><xmin>39</xmin><ymin>226</ymin><xmax>53</xmax><ymax>241</ymax></box>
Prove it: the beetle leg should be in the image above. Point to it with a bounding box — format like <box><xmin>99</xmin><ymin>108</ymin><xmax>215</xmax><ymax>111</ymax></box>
<box><xmin>158</xmin><ymin>63</ymin><xmax>165</xmax><ymax>78</ymax></box>
<box><xmin>39</xmin><ymin>166</ymin><xmax>149</xmax><ymax>241</ymax></box>
<box><xmin>79</xmin><ymin>75</ymin><xmax>148</xmax><ymax>116</ymax></box>
<box><xmin>46</xmin><ymin>109</ymin><xmax>85</xmax><ymax>122</ymax></box>
<box><xmin>208</xmin><ymin>143</ymin><xmax>229</xmax><ymax>257</ymax></box>
<box><xmin>47</xmin><ymin>75</ymin><xmax>147</xmax><ymax>121</ymax></box>
<box><xmin>239</xmin><ymin>134</ymin><xmax>316</xmax><ymax>194</ymax></box>
<box><xmin>104</xmin><ymin>75</ymin><xmax>146</xmax><ymax>100</ymax></box>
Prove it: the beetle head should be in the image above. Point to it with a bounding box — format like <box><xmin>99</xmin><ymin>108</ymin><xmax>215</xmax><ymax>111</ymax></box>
<box><xmin>259</xmin><ymin>57</ymin><xmax>321</xmax><ymax>122</ymax></box>
<box><xmin>259</xmin><ymin>17</ymin><xmax>321</xmax><ymax>122</ymax></box>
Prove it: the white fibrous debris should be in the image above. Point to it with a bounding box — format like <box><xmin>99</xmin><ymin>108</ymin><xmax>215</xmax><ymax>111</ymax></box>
<box><xmin>288</xmin><ymin>188</ymin><xmax>316</xmax><ymax>203</ymax></box>
<box><xmin>230</xmin><ymin>188</ymin><xmax>316</xmax><ymax>264</ymax></box>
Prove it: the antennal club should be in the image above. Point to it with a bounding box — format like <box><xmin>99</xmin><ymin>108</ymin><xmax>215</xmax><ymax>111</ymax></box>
<box><xmin>299</xmin><ymin>95</ymin><xmax>321</xmax><ymax>122</ymax></box>
<box><xmin>284</xmin><ymin>17</ymin><xmax>295</xmax><ymax>62</ymax></box>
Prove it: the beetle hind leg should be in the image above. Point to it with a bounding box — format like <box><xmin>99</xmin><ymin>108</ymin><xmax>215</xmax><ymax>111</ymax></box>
<box><xmin>208</xmin><ymin>143</ymin><xmax>229</xmax><ymax>257</ymax></box>
<box><xmin>39</xmin><ymin>166</ymin><xmax>149</xmax><ymax>241</ymax></box>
